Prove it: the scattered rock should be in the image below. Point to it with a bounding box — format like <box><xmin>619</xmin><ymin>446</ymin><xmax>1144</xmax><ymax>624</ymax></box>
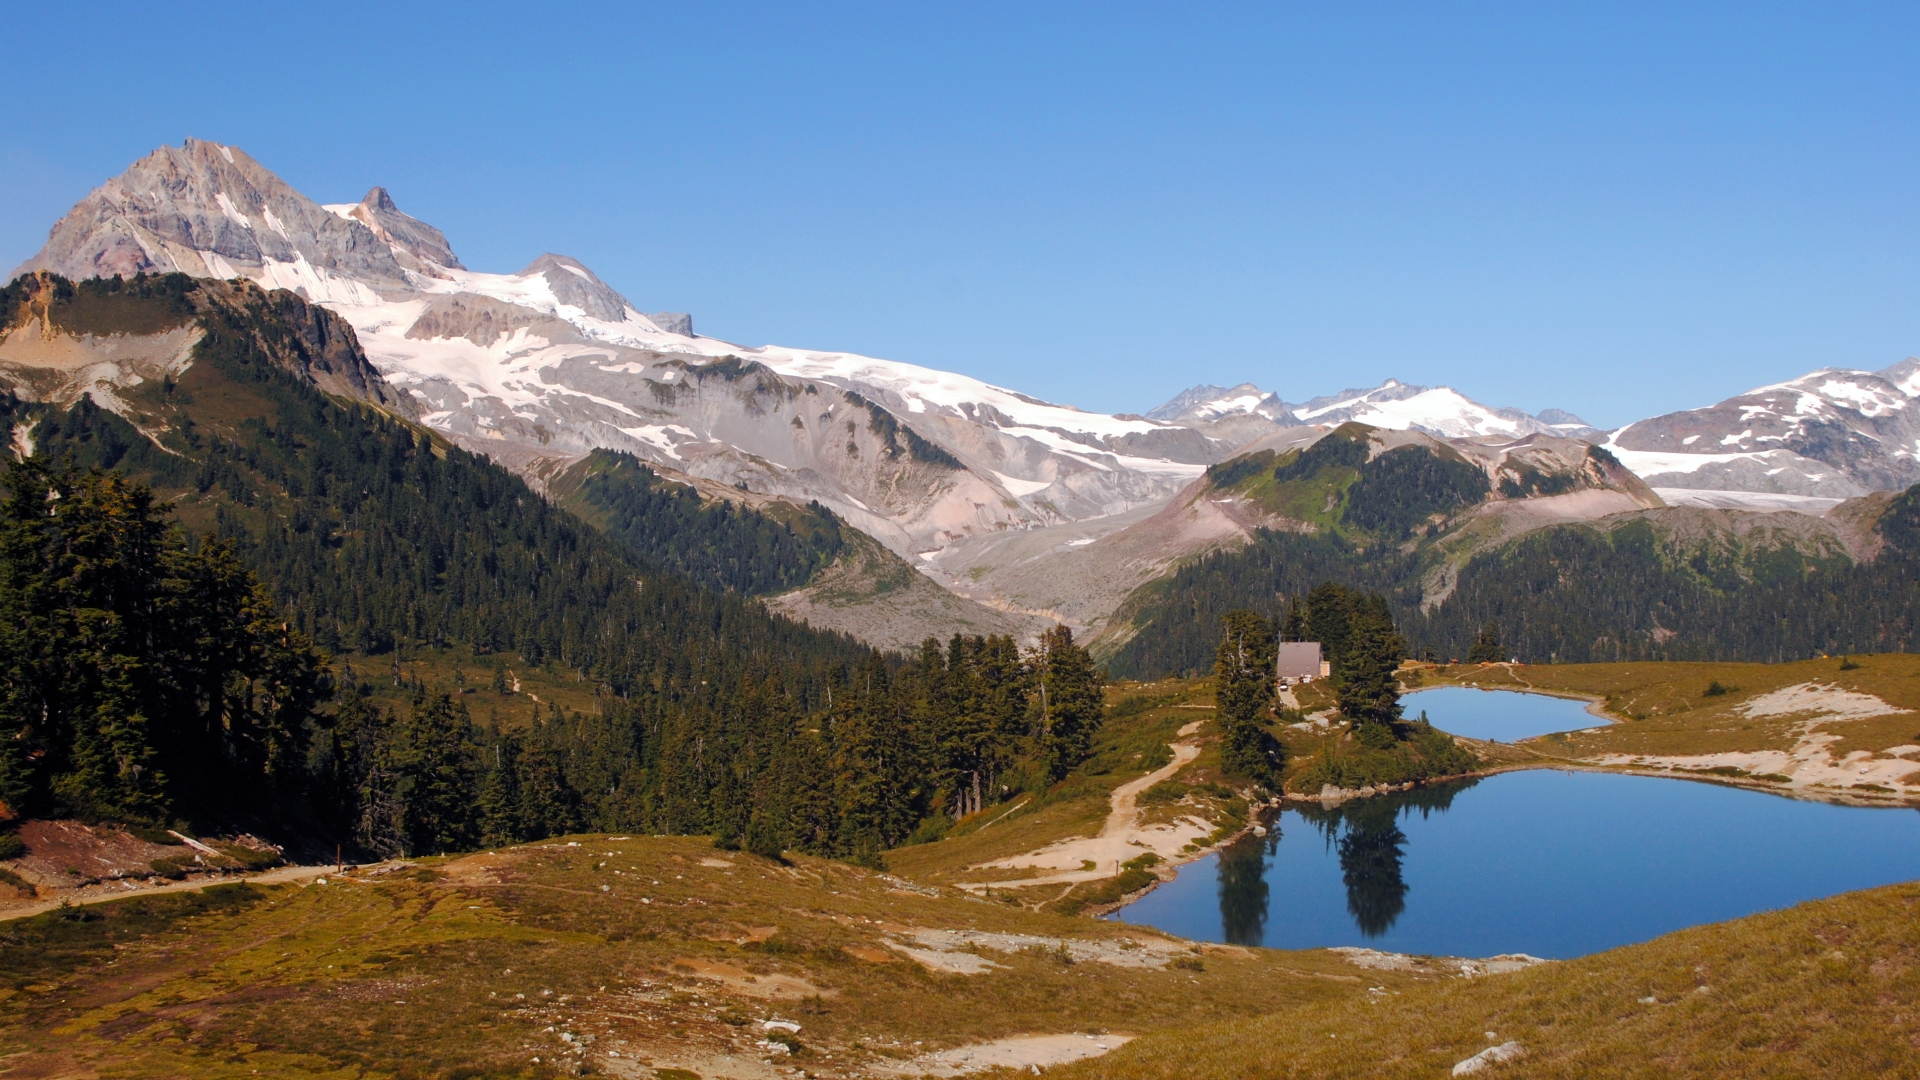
<box><xmin>1453</xmin><ymin>1041</ymin><xmax>1526</xmax><ymax>1075</ymax></box>
<box><xmin>1329</xmin><ymin>947</ymin><xmax>1549</xmax><ymax>977</ymax></box>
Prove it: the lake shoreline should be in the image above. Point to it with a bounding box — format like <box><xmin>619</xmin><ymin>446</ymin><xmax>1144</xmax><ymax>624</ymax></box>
<box><xmin>1101</xmin><ymin>767</ymin><xmax>1920</xmax><ymax>961</ymax></box>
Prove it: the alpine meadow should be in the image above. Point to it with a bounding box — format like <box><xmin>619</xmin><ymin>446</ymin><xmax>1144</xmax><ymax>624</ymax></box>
<box><xmin>5</xmin><ymin>8</ymin><xmax>1920</xmax><ymax>1077</ymax></box>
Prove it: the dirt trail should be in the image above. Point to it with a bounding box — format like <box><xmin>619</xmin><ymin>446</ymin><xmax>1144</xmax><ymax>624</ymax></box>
<box><xmin>962</xmin><ymin>721</ymin><xmax>1210</xmax><ymax>891</ymax></box>
<box><xmin>0</xmin><ymin>862</ymin><xmax>340</xmax><ymax>922</ymax></box>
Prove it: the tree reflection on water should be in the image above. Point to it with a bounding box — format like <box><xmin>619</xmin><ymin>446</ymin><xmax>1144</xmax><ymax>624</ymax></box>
<box><xmin>1216</xmin><ymin>825</ymin><xmax>1276</xmax><ymax>945</ymax></box>
<box><xmin>1216</xmin><ymin>778</ymin><xmax>1479</xmax><ymax>943</ymax></box>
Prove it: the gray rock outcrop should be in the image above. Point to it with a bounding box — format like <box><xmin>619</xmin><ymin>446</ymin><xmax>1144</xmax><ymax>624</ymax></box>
<box><xmin>335</xmin><ymin>186</ymin><xmax>463</xmax><ymax>275</ymax></box>
<box><xmin>12</xmin><ymin>139</ymin><xmax>411</xmax><ymax>297</ymax></box>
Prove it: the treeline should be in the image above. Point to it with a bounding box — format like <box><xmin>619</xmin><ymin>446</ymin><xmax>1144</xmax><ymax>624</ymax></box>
<box><xmin>1109</xmin><ymin>485</ymin><xmax>1920</xmax><ymax>677</ymax></box>
<box><xmin>0</xmin><ymin>460</ymin><xmax>328</xmax><ymax>824</ymax></box>
<box><xmin>0</xmin><ymin>458</ymin><xmax>1110</xmax><ymax>860</ymax></box>
<box><xmin>553</xmin><ymin>449</ymin><xmax>845</xmax><ymax>596</ymax></box>
<box><xmin>321</xmin><ymin>626</ymin><xmax>1103</xmax><ymax>862</ymax></box>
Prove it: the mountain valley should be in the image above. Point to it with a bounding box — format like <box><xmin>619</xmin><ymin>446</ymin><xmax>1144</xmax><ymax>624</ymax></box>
<box><xmin>16</xmin><ymin>139</ymin><xmax>1920</xmax><ymax>659</ymax></box>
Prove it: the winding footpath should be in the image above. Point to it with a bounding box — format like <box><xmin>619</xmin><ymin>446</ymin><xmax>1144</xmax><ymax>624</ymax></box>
<box><xmin>961</xmin><ymin>721</ymin><xmax>1210</xmax><ymax>892</ymax></box>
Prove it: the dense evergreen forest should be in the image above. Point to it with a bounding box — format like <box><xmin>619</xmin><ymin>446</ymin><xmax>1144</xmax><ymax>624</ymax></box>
<box><xmin>551</xmin><ymin>449</ymin><xmax>845</xmax><ymax>596</ymax></box>
<box><xmin>1109</xmin><ymin>488</ymin><xmax>1920</xmax><ymax>678</ymax></box>
<box><xmin>0</xmin><ymin>273</ymin><xmax>1110</xmax><ymax>862</ymax></box>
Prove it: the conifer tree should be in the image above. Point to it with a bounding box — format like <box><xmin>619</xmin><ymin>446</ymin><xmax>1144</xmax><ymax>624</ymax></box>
<box><xmin>1032</xmin><ymin>625</ymin><xmax>1103</xmax><ymax>781</ymax></box>
<box><xmin>1214</xmin><ymin>610</ymin><xmax>1279</xmax><ymax>785</ymax></box>
<box><xmin>1336</xmin><ymin>597</ymin><xmax>1406</xmax><ymax>735</ymax></box>
<box><xmin>1467</xmin><ymin>619</ymin><xmax>1504</xmax><ymax>663</ymax></box>
<box><xmin>392</xmin><ymin>691</ymin><xmax>481</xmax><ymax>855</ymax></box>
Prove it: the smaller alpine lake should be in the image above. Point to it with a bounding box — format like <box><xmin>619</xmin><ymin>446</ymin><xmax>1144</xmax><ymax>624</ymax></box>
<box><xmin>1108</xmin><ymin>693</ymin><xmax>1920</xmax><ymax>959</ymax></box>
<box><xmin>1400</xmin><ymin>684</ymin><xmax>1603</xmax><ymax>742</ymax></box>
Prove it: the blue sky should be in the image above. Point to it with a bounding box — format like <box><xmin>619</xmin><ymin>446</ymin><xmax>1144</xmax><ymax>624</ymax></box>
<box><xmin>4</xmin><ymin>2</ymin><xmax>1916</xmax><ymax>428</ymax></box>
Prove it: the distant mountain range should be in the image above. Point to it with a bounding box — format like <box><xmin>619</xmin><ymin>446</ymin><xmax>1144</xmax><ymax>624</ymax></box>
<box><xmin>1145</xmin><ymin>362</ymin><xmax>1920</xmax><ymax>510</ymax></box>
<box><xmin>8</xmin><ymin>138</ymin><xmax>1920</xmax><ymax>651</ymax></box>
<box><xmin>1145</xmin><ymin>379</ymin><xmax>1603</xmax><ymax>441</ymax></box>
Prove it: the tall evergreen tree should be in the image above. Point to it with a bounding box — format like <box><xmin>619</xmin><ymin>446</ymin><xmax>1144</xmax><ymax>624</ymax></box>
<box><xmin>0</xmin><ymin>458</ymin><xmax>327</xmax><ymax>824</ymax></box>
<box><xmin>1337</xmin><ymin>596</ymin><xmax>1406</xmax><ymax>734</ymax></box>
<box><xmin>1214</xmin><ymin>610</ymin><xmax>1280</xmax><ymax>786</ymax></box>
<box><xmin>1031</xmin><ymin>625</ymin><xmax>1103</xmax><ymax>782</ymax></box>
<box><xmin>1466</xmin><ymin>620</ymin><xmax>1504</xmax><ymax>663</ymax></box>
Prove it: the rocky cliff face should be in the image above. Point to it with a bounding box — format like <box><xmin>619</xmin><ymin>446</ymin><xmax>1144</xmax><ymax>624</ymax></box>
<box><xmin>0</xmin><ymin>272</ymin><xmax>412</xmax><ymax>435</ymax></box>
<box><xmin>325</xmin><ymin>187</ymin><xmax>464</xmax><ymax>276</ymax></box>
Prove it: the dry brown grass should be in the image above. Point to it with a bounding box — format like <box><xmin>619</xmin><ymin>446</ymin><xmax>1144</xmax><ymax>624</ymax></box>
<box><xmin>1054</xmin><ymin>880</ymin><xmax>1920</xmax><ymax>1079</ymax></box>
<box><xmin>0</xmin><ymin>835</ymin><xmax>1416</xmax><ymax>1078</ymax></box>
<box><xmin>1429</xmin><ymin>655</ymin><xmax>1920</xmax><ymax>765</ymax></box>
<box><xmin>886</xmin><ymin>678</ymin><xmax>1228</xmax><ymax>885</ymax></box>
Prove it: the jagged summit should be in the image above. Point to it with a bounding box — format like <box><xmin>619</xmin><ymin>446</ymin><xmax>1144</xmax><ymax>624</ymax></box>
<box><xmin>15</xmin><ymin>138</ymin><xmax>404</xmax><ymax>301</ymax></box>
<box><xmin>323</xmin><ymin>186</ymin><xmax>464</xmax><ymax>274</ymax></box>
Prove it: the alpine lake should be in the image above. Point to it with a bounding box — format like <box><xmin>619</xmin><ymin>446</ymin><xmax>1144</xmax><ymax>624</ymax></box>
<box><xmin>1107</xmin><ymin>686</ymin><xmax>1920</xmax><ymax>959</ymax></box>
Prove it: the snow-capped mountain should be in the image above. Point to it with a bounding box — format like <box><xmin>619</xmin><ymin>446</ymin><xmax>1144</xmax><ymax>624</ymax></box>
<box><xmin>14</xmin><ymin>139</ymin><xmax>1224</xmax><ymax>557</ymax></box>
<box><xmin>1605</xmin><ymin>359</ymin><xmax>1920</xmax><ymax>501</ymax></box>
<box><xmin>1148</xmin><ymin>379</ymin><xmax>1602</xmax><ymax>441</ymax></box>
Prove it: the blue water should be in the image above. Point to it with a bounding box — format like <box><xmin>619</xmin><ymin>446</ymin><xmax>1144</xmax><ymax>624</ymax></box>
<box><xmin>1107</xmin><ymin>770</ymin><xmax>1920</xmax><ymax>958</ymax></box>
<box><xmin>1403</xmin><ymin>685</ymin><xmax>1600</xmax><ymax>742</ymax></box>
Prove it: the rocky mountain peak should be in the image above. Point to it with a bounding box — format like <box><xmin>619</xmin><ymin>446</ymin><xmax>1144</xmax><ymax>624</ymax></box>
<box><xmin>517</xmin><ymin>253</ymin><xmax>635</xmax><ymax>322</ymax></box>
<box><xmin>12</xmin><ymin>139</ymin><xmax>407</xmax><ymax>301</ymax></box>
<box><xmin>329</xmin><ymin>186</ymin><xmax>464</xmax><ymax>275</ymax></box>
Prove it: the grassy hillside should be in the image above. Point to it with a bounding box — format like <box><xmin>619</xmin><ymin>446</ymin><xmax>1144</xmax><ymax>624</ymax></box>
<box><xmin>0</xmin><ymin>835</ymin><xmax>1410</xmax><ymax>1079</ymax></box>
<box><xmin>1057</xmin><ymin>880</ymin><xmax>1920</xmax><ymax>1079</ymax></box>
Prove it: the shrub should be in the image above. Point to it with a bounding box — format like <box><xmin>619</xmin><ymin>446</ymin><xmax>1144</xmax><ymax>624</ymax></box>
<box><xmin>1703</xmin><ymin>680</ymin><xmax>1730</xmax><ymax>697</ymax></box>
<box><xmin>0</xmin><ymin>866</ymin><xmax>33</xmax><ymax>895</ymax></box>
<box><xmin>217</xmin><ymin>844</ymin><xmax>285</xmax><ymax>872</ymax></box>
<box><xmin>0</xmin><ymin>832</ymin><xmax>26</xmax><ymax>860</ymax></box>
<box><xmin>1138</xmin><ymin>781</ymin><xmax>1191</xmax><ymax>806</ymax></box>
<box><xmin>127</xmin><ymin>825</ymin><xmax>185</xmax><ymax>846</ymax></box>
<box><xmin>150</xmin><ymin>856</ymin><xmax>194</xmax><ymax>880</ymax></box>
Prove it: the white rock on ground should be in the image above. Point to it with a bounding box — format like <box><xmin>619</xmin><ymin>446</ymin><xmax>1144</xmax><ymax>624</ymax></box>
<box><xmin>1453</xmin><ymin>1041</ymin><xmax>1526</xmax><ymax>1075</ymax></box>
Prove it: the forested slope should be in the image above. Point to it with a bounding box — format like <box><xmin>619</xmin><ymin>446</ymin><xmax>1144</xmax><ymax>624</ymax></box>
<box><xmin>548</xmin><ymin>448</ymin><xmax>845</xmax><ymax>596</ymax></box>
<box><xmin>0</xmin><ymin>273</ymin><xmax>1111</xmax><ymax>864</ymax></box>
<box><xmin>1106</xmin><ymin>492</ymin><xmax>1920</xmax><ymax>677</ymax></box>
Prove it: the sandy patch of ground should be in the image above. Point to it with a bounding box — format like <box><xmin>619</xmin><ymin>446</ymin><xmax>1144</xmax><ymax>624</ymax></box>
<box><xmin>960</xmin><ymin>722</ymin><xmax>1213</xmax><ymax>891</ymax></box>
<box><xmin>670</xmin><ymin>958</ymin><xmax>833</xmax><ymax>1000</ymax></box>
<box><xmin>599</xmin><ymin>1045</ymin><xmax>787</xmax><ymax>1079</ymax></box>
<box><xmin>885</xmin><ymin>942</ymin><xmax>1004</xmax><ymax>974</ymax></box>
<box><xmin>1738</xmin><ymin>682</ymin><xmax>1913</xmax><ymax>722</ymax></box>
<box><xmin>889</xmin><ymin>928</ymin><xmax>1193</xmax><ymax>972</ymax></box>
<box><xmin>1330</xmin><ymin>947</ymin><xmax>1550</xmax><ymax>978</ymax></box>
<box><xmin>869</xmin><ymin>1032</ymin><xmax>1136</xmax><ymax>1076</ymax></box>
<box><xmin>1593</xmin><ymin>682</ymin><xmax>1920</xmax><ymax>800</ymax></box>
